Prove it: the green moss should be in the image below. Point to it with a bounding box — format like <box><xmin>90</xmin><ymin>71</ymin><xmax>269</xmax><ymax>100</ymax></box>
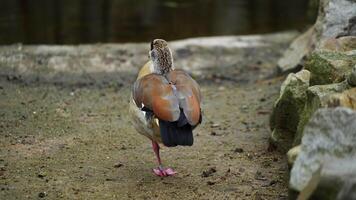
<box><xmin>293</xmin><ymin>81</ymin><xmax>350</xmax><ymax>145</ymax></box>
<box><xmin>305</xmin><ymin>51</ymin><xmax>356</xmax><ymax>85</ymax></box>
<box><xmin>270</xmin><ymin>72</ymin><xmax>310</xmax><ymax>151</ymax></box>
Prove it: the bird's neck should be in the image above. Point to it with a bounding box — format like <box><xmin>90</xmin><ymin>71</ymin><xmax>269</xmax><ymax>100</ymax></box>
<box><xmin>153</xmin><ymin>61</ymin><xmax>174</xmax><ymax>75</ymax></box>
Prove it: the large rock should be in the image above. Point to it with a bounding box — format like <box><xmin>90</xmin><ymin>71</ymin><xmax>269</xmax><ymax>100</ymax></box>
<box><xmin>276</xmin><ymin>28</ymin><xmax>316</xmax><ymax>74</ymax></box>
<box><xmin>290</xmin><ymin>108</ymin><xmax>356</xmax><ymax>196</ymax></box>
<box><xmin>276</xmin><ymin>0</ymin><xmax>356</xmax><ymax>73</ymax></box>
<box><xmin>305</xmin><ymin>50</ymin><xmax>356</xmax><ymax>85</ymax></box>
<box><xmin>315</xmin><ymin>0</ymin><xmax>356</xmax><ymax>38</ymax></box>
<box><xmin>319</xmin><ymin>36</ymin><xmax>356</xmax><ymax>52</ymax></box>
<box><xmin>269</xmin><ymin>70</ymin><xmax>310</xmax><ymax>150</ymax></box>
<box><xmin>294</xmin><ymin>157</ymin><xmax>356</xmax><ymax>200</ymax></box>
<box><xmin>348</xmin><ymin>64</ymin><xmax>356</xmax><ymax>86</ymax></box>
<box><xmin>327</xmin><ymin>88</ymin><xmax>356</xmax><ymax>109</ymax></box>
<box><xmin>294</xmin><ymin>81</ymin><xmax>350</xmax><ymax>145</ymax></box>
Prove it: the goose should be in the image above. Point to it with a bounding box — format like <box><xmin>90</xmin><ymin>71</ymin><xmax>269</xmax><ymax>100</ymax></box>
<box><xmin>129</xmin><ymin>39</ymin><xmax>202</xmax><ymax>177</ymax></box>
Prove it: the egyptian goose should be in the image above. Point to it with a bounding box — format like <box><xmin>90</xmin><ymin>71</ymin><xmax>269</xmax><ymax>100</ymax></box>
<box><xmin>129</xmin><ymin>39</ymin><xmax>202</xmax><ymax>177</ymax></box>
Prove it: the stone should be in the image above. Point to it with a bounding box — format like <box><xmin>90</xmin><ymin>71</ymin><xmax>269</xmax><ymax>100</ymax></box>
<box><xmin>294</xmin><ymin>157</ymin><xmax>356</xmax><ymax>200</ymax></box>
<box><xmin>287</xmin><ymin>145</ymin><xmax>301</xmax><ymax>167</ymax></box>
<box><xmin>290</xmin><ymin>107</ymin><xmax>356</xmax><ymax>193</ymax></box>
<box><xmin>326</xmin><ymin>88</ymin><xmax>356</xmax><ymax>109</ymax></box>
<box><xmin>305</xmin><ymin>50</ymin><xmax>356</xmax><ymax>85</ymax></box>
<box><xmin>318</xmin><ymin>36</ymin><xmax>356</xmax><ymax>52</ymax></box>
<box><xmin>336</xmin><ymin>179</ymin><xmax>356</xmax><ymax>200</ymax></box>
<box><xmin>315</xmin><ymin>0</ymin><xmax>356</xmax><ymax>38</ymax></box>
<box><xmin>348</xmin><ymin>64</ymin><xmax>356</xmax><ymax>86</ymax></box>
<box><xmin>276</xmin><ymin>0</ymin><xmax>356</xmax><ymax>73</ymax></box>
<box><xmin>294</xmin><ymin>81</ymin><xmax>350</xmax><ymax>145</ymax></box>
<box><xmin>277</xmin><ymin>27</ymin><xmax>316</xmax><ymax>74</ymax></box>
<box><xmin>269</xmin><ymin>70</ymin><xmax>310</xmax><ymax>150</ymax></box>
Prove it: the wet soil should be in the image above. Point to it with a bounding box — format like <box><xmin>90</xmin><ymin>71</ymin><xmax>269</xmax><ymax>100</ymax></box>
<box><xmin>0</xmin><ymin>35</ymin><xmax>292</xmax><ymax>199</ymax></box>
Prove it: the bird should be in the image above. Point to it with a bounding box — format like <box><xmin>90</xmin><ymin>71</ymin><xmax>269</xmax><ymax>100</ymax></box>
<box><xmin>129</xmin><ymin>39</ymin><xmax>202</xmax><ymax>177</ymax></box>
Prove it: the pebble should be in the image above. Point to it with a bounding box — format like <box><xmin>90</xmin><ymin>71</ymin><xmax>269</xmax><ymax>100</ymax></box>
<box><xmin>201</xmin><ymin>167</ymin><xmax>217</xmax><ymax>177</ymax></box>
<box><xmin>233</xmin><ymin>148</ymin><xmax>244</xmax><ymax>153</ymax></box>
<box><xmin>114</xmin><ymin>163</ymin><xmax>123</xmax><ymax>168</ymax></box>
<box><xmin>211</xmin><ymin>123</ymin><xmax>220</xmax><ymax>128</ymax></box>
<box><xmin>207</xmin><ymin>181</ymin><xmax>216</xmax><ymax>185</ymax></box>
<box><xmin>37</xmin><ymin>172</ymin><xmax>46</xmax><ymax>178</ymax></box>
<box><xmin>38</xmin><ymin>192</ymin><xmax>47</xmax><ymax>198</ymax></box>
<box><xmin>210</xmin><ymin>131</ymin><xmax>217</xmax><ymax>136</ymax></box>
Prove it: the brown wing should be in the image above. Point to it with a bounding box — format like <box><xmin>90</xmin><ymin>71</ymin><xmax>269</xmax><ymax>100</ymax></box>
<box><xmin>167</xmin><ymin>69</ymin><xmax>201</xmax><ymax>126</ymax></box>
<box><xmin>133</xmin><ymin>74</ymin><xmax>180</xmax><ymax>122</ymax></box>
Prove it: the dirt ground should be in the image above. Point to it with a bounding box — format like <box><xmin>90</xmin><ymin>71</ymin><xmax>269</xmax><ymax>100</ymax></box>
<box><xmin>0</xmin><ymin>35</ymin><xmax>293</xmax><ymax>199</ymax></box>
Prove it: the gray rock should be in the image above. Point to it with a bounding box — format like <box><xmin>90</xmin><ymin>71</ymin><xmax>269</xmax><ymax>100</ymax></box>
<box><xmin>269</xmin><ymin>70</ymin><xmax>310</xmax><ymax>150</ymax></box>
<box><xmin>315</xmin><ymin>0</ymin><xmax>356</xmax><ymax>38</ymax></box>
<box><xmin>348</xmin><ymin>64</ymin><xmax>356</xmax><ymax>86</ymax></box>
<box><xmin>337</xmin><ymin>179</ymin><xmax>356</xmax><ymax>200</ymax></box>
<box><xmin>290</xmin><ymin>107</ymin><xmax>356</xmax><ymax>193</ymax></box>
<box><xmin>294</xmin><ymin>81</ymin><xmax>350</xmax><ymax>145</ymax></box>
<box><xmin>277</xmin><ymin>28</ymin><xmax>316</xmax><ymax>74</ymax></box>
<box><xmin>276</xmin><ymin>0</ymin><xmax>356</xmax><ymax>73</ymax></box>
<box><xmin>287</xmin><ymin>145</ymin><xmax>301</xmax><ymax>167</ymax></box>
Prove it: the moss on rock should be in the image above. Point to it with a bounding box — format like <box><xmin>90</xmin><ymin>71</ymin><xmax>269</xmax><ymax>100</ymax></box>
<box><xmin>305</xmin><ymin>51</ymin><xmax>356</xmax><ymax>85</ymax></box>
<box><xmin>270</xmin><ymin>70</ymin><xmax>310</xmax><ymax>150</ymax></box>
<box><xmin>294</xmin><ymin>81</ymin><xmax>350</xmax><ymax>145</ymax></box>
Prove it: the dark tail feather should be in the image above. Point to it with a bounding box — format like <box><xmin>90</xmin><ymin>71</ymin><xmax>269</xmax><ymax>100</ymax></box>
<box><xmin>159</xmin><ymin>120</ymin><xmax>193</xmax><ymax>147</ymax></box>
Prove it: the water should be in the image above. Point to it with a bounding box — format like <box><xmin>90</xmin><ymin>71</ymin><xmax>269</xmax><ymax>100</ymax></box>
<box><xmin>0</xmin><ymin>0</ymin><xmax>315</xmax><ymax>44</ymax></box>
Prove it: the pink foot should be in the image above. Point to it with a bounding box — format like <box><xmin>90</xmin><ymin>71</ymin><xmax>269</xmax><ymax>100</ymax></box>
<box><xmin>152</xmin><ymin>167</ymin><xmax>177</xmax><ymax>177</ymax></box>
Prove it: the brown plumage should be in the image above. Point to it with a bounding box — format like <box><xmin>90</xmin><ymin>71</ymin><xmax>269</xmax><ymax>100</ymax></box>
<box><xmin>129</xmin><ymin>39</ymin><xmax>202</xmax><ymax>176</ymax></box>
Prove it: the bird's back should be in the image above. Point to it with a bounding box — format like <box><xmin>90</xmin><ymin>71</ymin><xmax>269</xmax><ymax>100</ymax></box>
<box><xmin>130</xmin><ymin>61</ymin><xmax>202</xmax><ymax>146</ymax></box>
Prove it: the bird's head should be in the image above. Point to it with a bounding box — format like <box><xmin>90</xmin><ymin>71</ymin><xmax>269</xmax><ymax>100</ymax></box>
<box><xmin>149</xmin><ymin>39</ymin><xmax>174</xmax><ymax>75</ymax></box>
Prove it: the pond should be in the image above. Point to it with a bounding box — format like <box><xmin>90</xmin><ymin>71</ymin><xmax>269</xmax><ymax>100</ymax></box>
<box><xmin>0</xmin><ymin>0</ymin><xmax>315</xmax><ymax>44</ymax></box>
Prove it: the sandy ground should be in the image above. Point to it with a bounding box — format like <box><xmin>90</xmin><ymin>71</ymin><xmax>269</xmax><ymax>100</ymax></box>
<box><xmin>0</xmin><ymin>34</ymin><xmax>294</xmax><ymax>199</ymax></box>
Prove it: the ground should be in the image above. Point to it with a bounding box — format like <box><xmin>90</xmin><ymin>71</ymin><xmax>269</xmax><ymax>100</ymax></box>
<box><xmin>0</xmin><ymin>33</ymin><xmax>294</xmax><ymax>199</ymax></box>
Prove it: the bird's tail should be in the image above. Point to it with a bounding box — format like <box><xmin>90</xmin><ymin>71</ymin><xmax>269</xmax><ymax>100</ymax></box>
<box><xmin>159</xmin><ymin>118</ymin><xmax>193</xmax><ymax>147</ymax></box>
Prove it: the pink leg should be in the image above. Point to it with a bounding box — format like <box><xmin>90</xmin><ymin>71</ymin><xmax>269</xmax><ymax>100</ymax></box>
<box><xmin>151</xmin><ymin>140</ymin><xmax>176</xmax><ymax>177</ymax></box>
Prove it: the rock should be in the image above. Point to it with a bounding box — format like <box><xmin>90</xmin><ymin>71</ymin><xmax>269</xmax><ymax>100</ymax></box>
<box><xmin>210</xmin><ymin>123</ymin><xmax>220</xmax><ymax>128</ymax></box>
<box><xmin>315</xmin><ymin>0</ymin><xmax>356</xmax><ymax>38</ymax></box>
<box><xmin>201</xmin><ymin>167</ymin><xmax>217</xmax><ymax>178</ymax></box>
<box><xmin>295</xmin><ymin>158</ymin><xmax>356</xmax><ymax>200</ymax></box>
<box><xmin>38</xmin><ymin>192</ymin><xmax>47</xmax><ymax>198</ymax></box>
<box><xmin>326</xmin><ymin>88</ymin><xmax>356</xmax><ymax>109</ymax></box>
<box><xmin>206</xmin><ymin>181</ymin><xmax>216</xmax><ymax>185</ymax></box>
<box><xmin>114</xmin><ymin>163</ymin><xmax>123</xmax><ymax>168</ymax></box>
<box><xmin>294</xmin><ymin>81</ymin><xmax>351</xmax><ymax>145</ymax></box>
<box><xmin>37</xmin><ymin>172</ymin><xmax>46</xmax><ymax>178</ymax></box>
<box><xmin>319</xmin><ymin>36</ymin><xmax>356</xmax><ymax>52</ymax></box>
<box><xmin>337</xmin><ymin>179</ymin><xmax>356</xmax><ymax>200</ymax></box>
<box><xmin>305</xmin><ymin>50</ymin><xmax>356</xmax><ymax>85</ymax></box>
<box><xmin>277</xmin><ymin>27</ymin><xmax>316</xmax><ymax>74</ymax></box>
<box><xmin>233</xmin><ymin>148</ymin><xmax>244</xmax><ymax>153</ymax></box>
<box><xmin>269</xmin><ymin>70</ymin><xmax>310</xmax><ymax>150</ymax></box>
<box><xmin>287</xmin><ymin>145</ymin><xmax>301</xmax><ymax>167</ymax></box>
<box><xmin>290</xmin><ymin>107</ymin><xmax>356</xmax><ymax>193</ymax></box>
<box><xmin>276</xmin><ymin>0</ymin><xmax>356</xmax><ymax>73</ymax></box>
<box><xmin>348</xmin><ymin>64</ymin><xmax>356</xmax><ymax>86</ymax></box>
